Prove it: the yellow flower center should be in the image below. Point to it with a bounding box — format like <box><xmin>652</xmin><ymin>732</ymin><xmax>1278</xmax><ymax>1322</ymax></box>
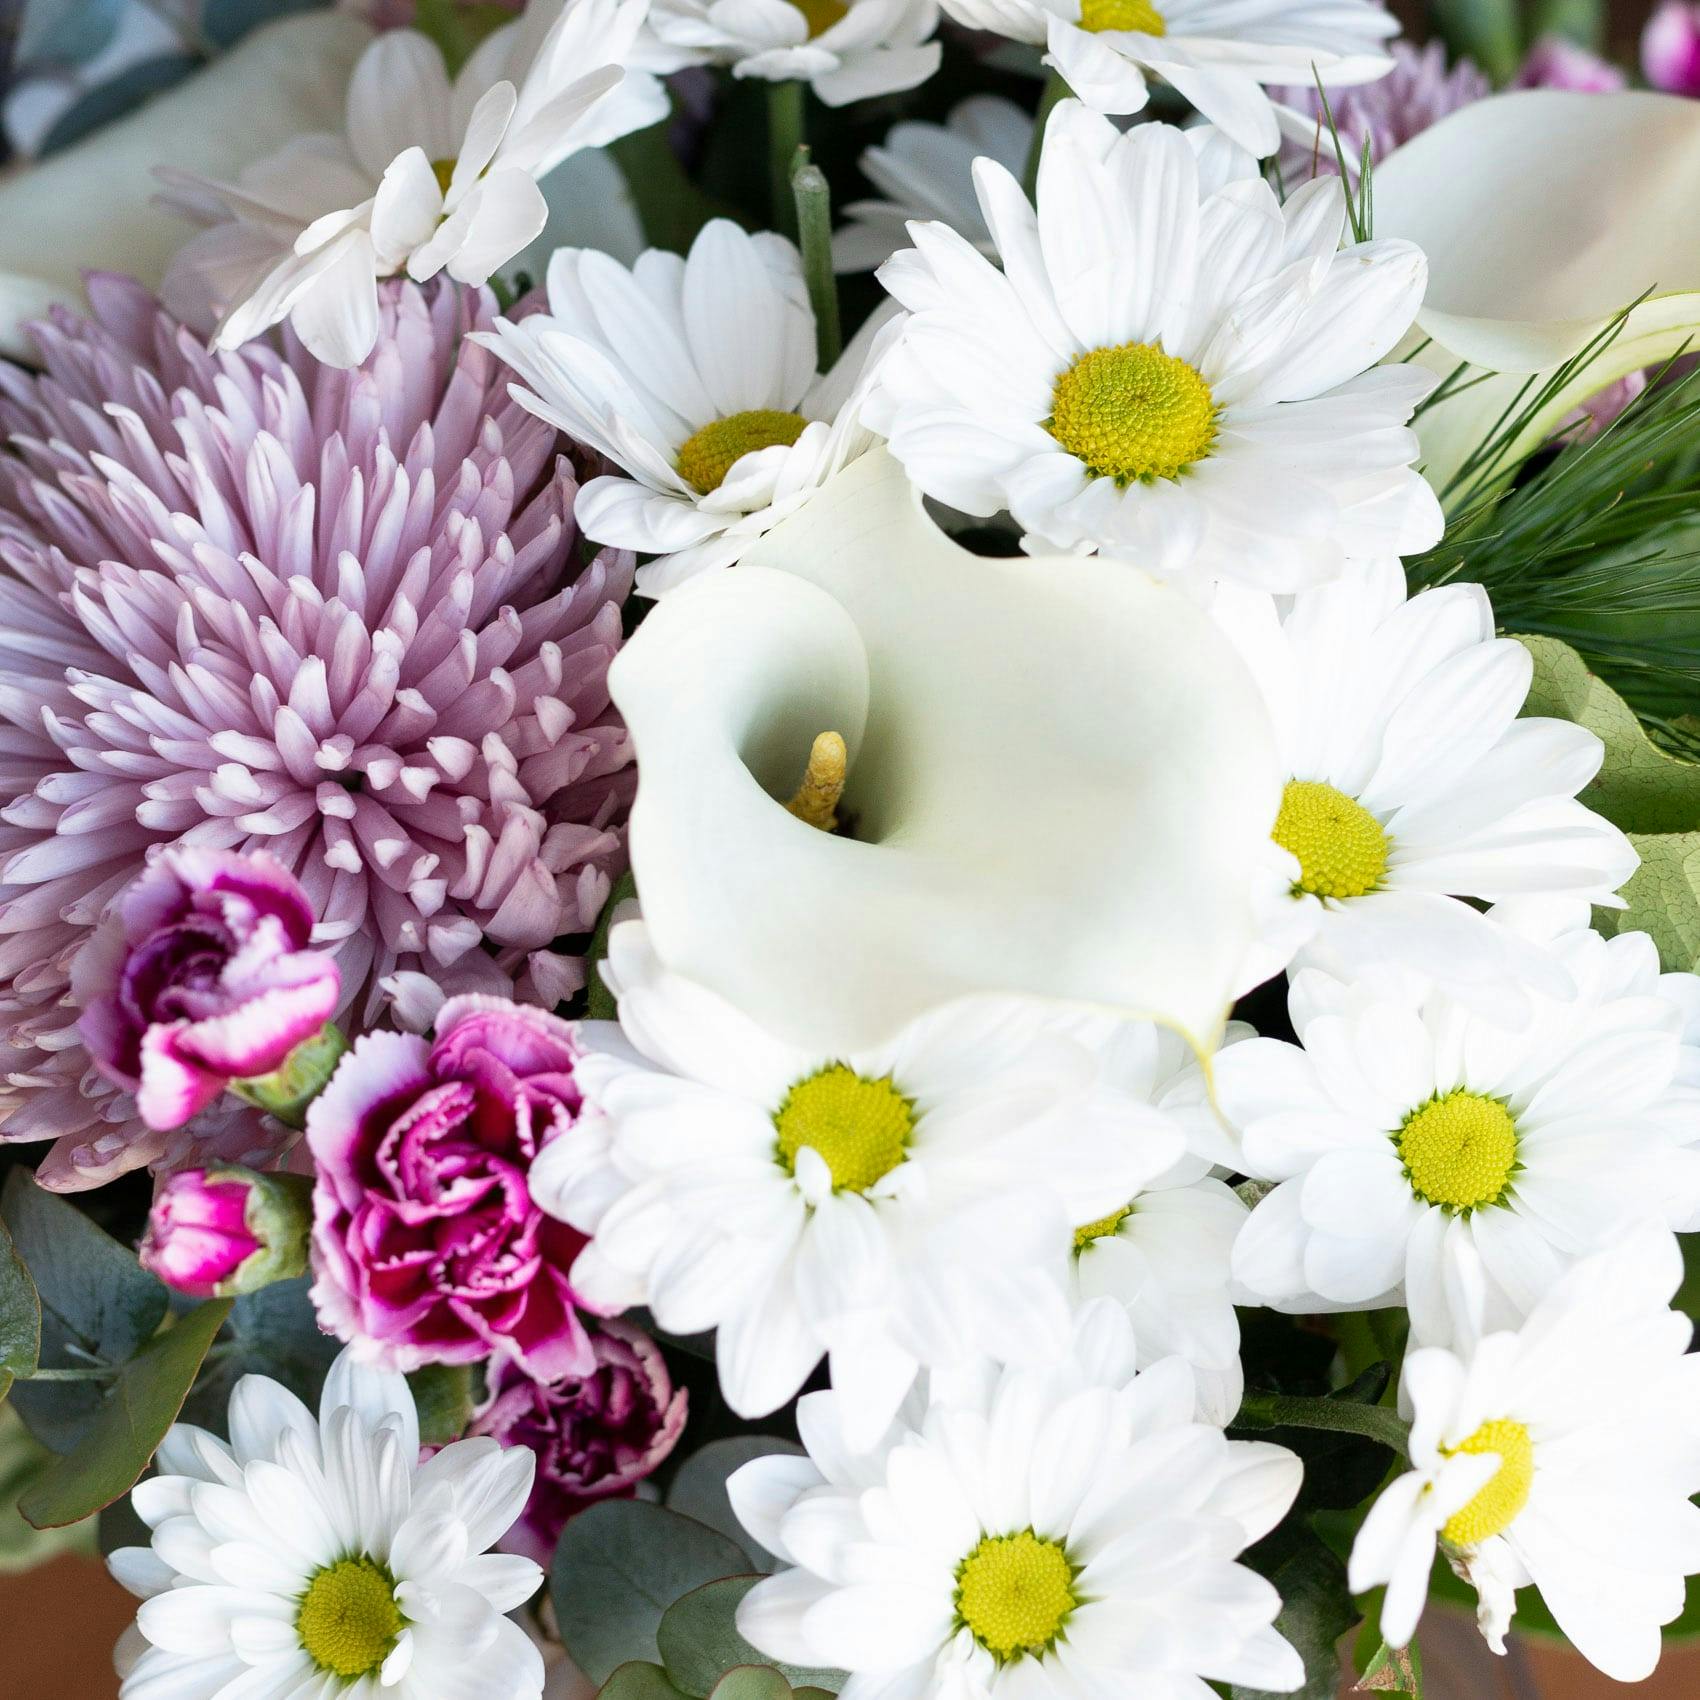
<box><xmin>1272</xmin><ymin>779</ymin><xmax>1390</xmax><ymax>900</ymax></box>
<box><xmin>1441</xmin><ymin>1419</ymin><xmax>1535</xmax><ymax>1546</ymax></box>
<box><xmin>1073</xmin><ymin>1204</ymin><xmax>1133</xmax><ymax>1251</ymax></box>
<box><xmin>956</xmin><ymin>1530</ymin><xmax>1077</xmax><ymax>1661</ymax></box>
<box><xmin>1078</xmin><ymin>0</ymin><xmax>1166</xmax><ymax>32</ymax></box>
<box><xmin>676</xmin><ymin>409</ymin><xmax>809</xmax><ymax>494</ymax></box>
<box><xmin>792</xmin><ymin>0</ymin><xmax>848</xmax><ymax>35</ymax></box>
<box><xmin>297</xmin><ymin>1558</ymin><xmax>404</xmax><ymax>1679</ymax></box>
<box><xmin>1047</xmin><ymin>342</ymin><xmax>1216</xmax><ymax>484</ymax></box>
<box><xmin>1397</xmin><ymin>1090</ymin><xmax>1519</xmax><ymax>1213</ymax></box>
<box><xmin>430</xmin><ymin>157</ymin><xmax>456</xmax><ymax>196</ymax></box>
<box><xmin>774</xmin><ymin>1065</ymin><xmax>914</xmax><ymax>1194</ymax></box>
<box><xmin>784</xmin><ymin>731</ymin><xmax>848</xmax><ymax>832</ymax></box>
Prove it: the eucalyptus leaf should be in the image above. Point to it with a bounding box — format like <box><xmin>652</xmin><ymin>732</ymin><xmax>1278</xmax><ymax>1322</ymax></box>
<box><xmin>201</xmin><ymin>0</ymin><xmax>319</xmax><ymax>50</ymax></box>
<box><xmin>40</xmin><ymin>54</ymin><xmax>201</xmax><ymax>155</ymax></box>
<box><xmin>18</xmin><ymin>0</ymin><xmax>123</xmax><ymax>67</ymax></box>
<box><xmin>1426</xmin><ymin>0</ymin><xmax>1521</xmax><ymax>81</ymax></box>
<box><xmin>0</xmin><ymin>1210</ymin><xmax>41</xmax><ymax>1402</ymax></box>
<box><xmin>552</xmin><ymin>1499</ymin><xmax>753</xmax><ymax>1684</ymax></box>
<box><xmin>709</xmin><ymin>1670</ymin><xmax>793</xmax><ymax>1700</ymax></box>
<box><xmin>658</xmin><ymin>1576</ymin><xmax>842</xmax><ymax>1697</ymax></box>
<box><xmin>19</xmin><ymin>1297</ymin><xmax>232</xmax><ymax>1529</ymax></box>
<box><xmin>600</xmin><ymin>1663</ymin><xmax>693</xmax><ymax>1700</ymax></box>
<box><xmin>2</xmin><ymin>1170</ymin><xmax>167</xmax><ymax>1452</ymax></box>
<box><xmin>666</xmin><ymin>1436</ymin><xmax>804</xmax><ymax>1571</ymax></box>
<box><xmin>180</xmin><ymin>1276</ymin><xmax>339</xmax><ymax>1433</ymax></box>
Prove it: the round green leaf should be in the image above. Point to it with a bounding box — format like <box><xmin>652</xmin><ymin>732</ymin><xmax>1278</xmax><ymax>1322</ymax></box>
<box><xmin>598</xmin><ymin>1662</ymin><xmax>692</xmax><ymax>1700</ymax></box>
<box><xmin>552</xmin><ymin>1499</ymin><xmax>752</xmax><ymax>1685</ymax></box>
<box><xmin>709</xmin><ymin>1669</ymin><xmax>793</xmax><ymax>1700</ymax></box>
<box><xmin>658</xmin><ymin>1576</ymin><xmax>842</xmax><ymax>1698</ymax></box>
<box><xmin>666</xmin><ymin>1435</ymin><xmax>804</xmax><ymax>1571</ymax></box>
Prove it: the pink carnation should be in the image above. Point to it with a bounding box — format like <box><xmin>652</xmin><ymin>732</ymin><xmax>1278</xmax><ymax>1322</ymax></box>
<box><xmin>0</xmin><ymin>276</ymin><xmax>633</xmax><ymax>1188</ymax></box>
<box><xmin>307</xmin><ymin>994</ymin><xmax>605</xmax><ymax>1380</ymax></box>
<box><xmin>470</xmin><ymin>1318</ymin><xmax>688</xmax><ymax>1564</ymax></box>
<box><xmin>74</xmin><ymin>847</ymin><xmax>339</xmax><ymax>1130</ymax></box>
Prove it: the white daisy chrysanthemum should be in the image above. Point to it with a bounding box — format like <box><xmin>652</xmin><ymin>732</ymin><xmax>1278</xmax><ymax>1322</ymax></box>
<box><xmin>727</xmin><ymin>1300</ymin><xmax>1306</xmax><ymax>1698</ymax></box>
<box><xmin>1213</xmin><ymin>567</ymin><xmax>1638</xmax><ymax>1010</ymax></box>
<box><xmin>933</xmin><ymin>0</ymin><xmax>1396</xmax><ymax>155</ymax></box>
<box><xmin>108</xmin><ymin>1346</ymin><xmax>544</xmax><ymax>1699</ymax></box>
<box><xmin>635</xmin><ymin>0</ymin><xmax>941</xmax><ymax>106</ymax></box>
<box><xmin>1348</xmin><ymin>1229</ymin><xmax>1700</xmax><ymax>1681</ymax></box>
<box><xmin>482</xmin><ymin>218</ymin><xmax>899</xmax><ymax>592</ymax></box>
<box><xmin>1219</xmin><ymin>899</ymin><xmax>1700</xmax><ymax>1341</ymax></box>
<box><xmin>162</xmin><ymin>0</ymin><xmax>665</xmax><ymax>367</ymax></box>
<box><xmin>1067</xmin><ymin>1021</ymin><xmax>1251</xmax><ymax>1424</ymax></box>
<box><xmin>832</xmin><ymin>94</ymin><xmax>1031</xmax><ymax>271</ymax></box>
<box><xmin>528</xmin><ymin>919</ymin><xmax>1192</xmax><ymax>1447</ymax></box>
<box><xmin>867</xmin><ymin>102</ymin><xmax>1442</xmax><ymax>587</ymax></box>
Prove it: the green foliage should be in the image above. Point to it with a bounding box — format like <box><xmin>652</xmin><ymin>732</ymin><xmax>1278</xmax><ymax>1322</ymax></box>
<box><xmin>602</xmin><ymin>1664</ymin><xmax>694</xmax><ymax>1700</ymax></box>
<box><xmin>1518</xmin><ymin>634</ymin><xmax>1700</xmax><ymax>969</ymax></box>
<box><xmin>1528</xmin><ymin>0</ymin><xmax>1604</xmax><ymax>50</ymax></box>
<box><xmin>1355</xmin><ymin>1640</ymin><xmax>1422</xmax><ymax>1695</ymax></box>
<box><xmin>0</xmin><ymin>1405</ymin><xmax>97</xmax><ymax>1573</ymax></box>
<box><xmin>0</xmin><ymin>1211</ymin><xmax>41</xmax><ymax>1403</ymax></box>
<box><xmin>411</xmin><ymin>0</ymin><xmax>515</xmax><ymax>74</ymax></box>
<box><xmin>609</xmin><ymin>122</ymin><xmax>743</xmax><ymax>256</ymax></box>
<box><xmin>1411</xmin><ymin>354</ymin><xmax>1700</xmax><ymax>722</ymax></box>
<box><xmin>1426</xmin><ymin>0</ymin><xmax>1521</xmax><ymax>81</ymax></box>
<box><xmin>666</xmin><ymin>1435</ymin><xmax>805</xmax><ymax>1571</ymax></box>
<box><xmin>1233</xmin><ymin>1540</ymin><xmax>1357</xmax><ymax>1700</ymax></box>
<box><xmin>1</xmin><ymin>1170</ymin><xmax>167</xmax><ymax>1452</ymax></box>
<box><xmin>553</xmin><ymin>1499</ymin><xmax>753</xmax><ymax>1683</ymax></box>
<box><xmin>658</xmin><ymin>1577</ymin><xmax>842</xmax><ymax>1697</ymax></box>
<box><xmin>18</xmin><ymin>1296</ymin><xmax>231</xmax><ymax>1529</ymax></box>
<box><xmin>408</xmin><ymin>1363</ymin><xmax>476</xmax><ymax>1446</ymax></box>
<box><xmin>586</xmin><ymin>871</ymin><xmax>638</xmax><ymax>1020</ymax></box>
<box><xmin>180</xmin><ymin>1275</ymin><xmax>340</xmax><ymax>1433</ymax></box>
<box><xmin>17</xmin><ymin>0</ymin><xmax>123</xmax><ymax>66</ymax></box>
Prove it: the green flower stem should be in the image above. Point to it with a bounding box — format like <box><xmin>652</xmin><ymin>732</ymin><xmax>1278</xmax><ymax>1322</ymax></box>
<box><xmin>1236</xmin><ymin>1390</ymin><xmax>1412</xmax><ymax>1457</ymax></box>
<box><xmin>792</xmin><ymin>151</ymin><xmax>842</xmax><ymax>372</ymax></box>
<box><xmin>230</xmin><ymin>1023</ymin><xmax>348</xmax><ymax>1129</ymax></box>
<box><xmin>768</xmin><ymin>80</ymin><xmax>806</xmax><ymax>239</ymax></box>
<box><xmin>23</xmin><ymin>1367</ymin><xmax>114</xmax><ymax>1382</ymax></box>
<box><xmin>1023</xmin><ymin>70</ymin><xmax>1072</xmax><ymax>200</ymax></box>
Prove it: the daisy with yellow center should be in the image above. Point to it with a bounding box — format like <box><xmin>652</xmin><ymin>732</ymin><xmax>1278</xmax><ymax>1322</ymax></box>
<box><xmin>631</xmin><ymin>0</ymin><xmax>941</xmax><ymax>107</ymax></box>
<box><xmin>729</xmin><ymin>1300</ymin><xmax>1307</xmax><ymax>1700</ymax></box>
<box><xmin>928</xmin><ymin>0</ymin><xmax>1395</xmax><ymax>153</ymax></box>
<box><xmin>1350</xmin><ymin>1230</ymin><xmax>1700</xmax><ymax>1681</ymax></box>
<box><xmin>1211</xmin><ymin>563</ymin><xmax>1635</xmax><ymax>1015</ymax></box>
<box><xmin>531</xmin><ymin>917</ymin><xmax>1186</xmax><ymax>1447</ymax></box>
<box><xmin>484</xmin><ymin>219</ymin><xmax>900</xmax><ymax>593</ymax></box>
<box><xmin>869</xmin><ymin>101</ymin><xmax>1440</xmax><ymax>587</ymax></box>
<box><xmin>109</xmin><ymin>1348</ymin><xmax>545</xmax><ymax>1700</ymax></box>
<box><xmin>1221</xmin><ymin>898</ymin><xmax>1692</xmax><ymax>1345</ymax></box>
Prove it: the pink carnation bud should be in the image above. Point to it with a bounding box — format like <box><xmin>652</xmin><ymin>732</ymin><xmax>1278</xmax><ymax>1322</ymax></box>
<box><xmin>308</xmin><ymin>995</ymin><xmax>609</xmax><ymax>1382</ymax></box>
<box><xmin>1644</xmin><ymin>2</ymin><xmax>1700</xmax><ymax>93</ymax></box>
<box><xmin>74</xmin><ymin>848</ymin><xmax>341</xmax><ymax>1132</ymax></box>
<box><xmin>1513</xmin><ymin>34</ymin><xmax>1627</xmax><ymax>92</ymax></box>
<box><xmin>139</xmin><ymin>1165</ymin><xmax>311</xmax><ymax>1299</ymax></box>
<box><xmin>470</xmin><ymin>1319</ymin><xmax>688</xmax><ymax>1564</ymax></box>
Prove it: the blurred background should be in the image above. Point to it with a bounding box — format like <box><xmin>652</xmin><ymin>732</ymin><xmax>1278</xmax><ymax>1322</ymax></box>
<box><xmin>0</xmin><ymin>0</ymin><xmax>1698</xmax><ymax>1696</ymax></box>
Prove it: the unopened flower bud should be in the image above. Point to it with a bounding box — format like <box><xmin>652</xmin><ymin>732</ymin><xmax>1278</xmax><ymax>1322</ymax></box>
<box><xmin>140</xmin><ymin>1165</ymin><xmax>311</xmax><ymax>1298</ymax></box>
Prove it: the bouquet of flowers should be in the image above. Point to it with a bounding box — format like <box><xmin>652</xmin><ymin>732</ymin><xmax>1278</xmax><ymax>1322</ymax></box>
<box><xmin>4</xmin><ymin>0</ymin><xmax>1700</xmax><ymax>1695</ymax></box>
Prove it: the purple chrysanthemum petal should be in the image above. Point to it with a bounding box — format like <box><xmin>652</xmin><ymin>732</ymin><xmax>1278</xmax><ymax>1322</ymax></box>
<box><xmin>0</xmin><ymin>275</ymin><xmax>634</xmax><ymax>1189</ymax></box>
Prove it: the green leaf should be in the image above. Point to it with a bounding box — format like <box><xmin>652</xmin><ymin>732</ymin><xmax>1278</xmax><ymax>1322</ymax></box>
<box><xmin>412</xmin><ymin>0</ymin><xmax>514</xmax><ymax>73</ymax></box>
<box><xmin>1355</xmin><ymin>1639</ymin><xmax>1421</xmax><ymax>1695</ymax></box>
<box><xmin>0</xmin><ymin>1210</ymin><xmax>41</xmax><ymax>1401</ymax></box>
<box><xmin>1519</xmin><ymin>635</ymin><xmax>1700</xmax><ymax>834</ymax></box>
<box><xmin>180</xmin><ymin>1276</ymin><xmax>339</xmax><ymax>1431</ymax></box>
<box><xmin>667</xmin><ymin>1436</ymin><xmax>804</xmax><ymax>1571</ymax></box>
<box><xmin>0</xmin><ymin>1405</ymin><xmax>96</xmax><ymax>1573</ymax></box>
<box><xmin>407</xmin><ymin>1363</ymin><xmax>475</xmax><ymax>1446</ymax></box>
<box><xmin>552</xmin><ymin>1499</ymin><xmax>753</xmax><ymax>1684</ymax></box>
<box><xmin>18</xmin><ymin>1297</ymin><xmax>232</xmax><ymax>1529</ymax></box>
<box><xmin>1233</xmin><ymin>1540</ymin><xmax>1356</xmax><ymax>1700</ymax></box>
<box><xmin>607</xmin><ymin>121</ymin><xmax>743</xmax><ymax>256</ymax></box>
<box><xmin>1528</xmin><ymin>0</ymin><xmax>1603</xmax><ymax>50</ymax></box>
<box><xmin>585</xmin><ymin>871</ymin><xmax>637</xmax><ymax>1020</ymax></box>
<box><xmin>2</xmin><ymin>1170</ymin><xmax>167</xmax><ymax>1452</ymax></box>
<box><xmin>199</xmin><ymin>0</ymin><xmax>320</xmax><ymax>49</ymax></box>
<box><xmin>1426</xmin><ymin>0</ymin><xmax>1521</xmax><ymax>80</ymax></box>
<box><xmin>658</xmin><ymin>1577</ymin><xmax>843</xmax><ymax>1697</ymax></box>
<box><xmin>18</xmin><ymin>0</ymin><xmax>123</xmax><ymax>65</ymax></box>
<box><xmin>600</xmin><ymin>1663</ymin><xmax>694</xmax><ymax>1700</ymax></box>
<box><xmin>40</xmin><ymin>55</ymin><xmax>201</xmax><ymax>154</ymax></box>
<box><xmin>710</xmin><ymin>1670</ymin><xmax>794</xmax><ymax>1700</ymax></box>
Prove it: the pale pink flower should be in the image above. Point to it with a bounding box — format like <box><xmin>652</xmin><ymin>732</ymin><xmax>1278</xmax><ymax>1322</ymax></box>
<box><xmin>1644</xmin><ymin>2</ymin><xmax>1700</xmax><ymax>95</ymax></box>
<box><xmin>0</xmin><ymin>276</ymin><xmax>633</xmax><ymax>1189</ymax></box>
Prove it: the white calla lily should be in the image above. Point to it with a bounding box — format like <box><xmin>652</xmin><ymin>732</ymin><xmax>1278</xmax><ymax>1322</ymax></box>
<box><xmin>1375</xmin><ymin>90</ymin><xmax>1700</xmax><ymax>496</ymax></box>
<box><xmin>609</xmin><ymin>447</ymin><xmax>1283</xmax><ymax>1057</ymax></box>
<box><xmin>0</xmin><ymin>13</ymin><xmax>369</xmax><ymax>360</ymax></box>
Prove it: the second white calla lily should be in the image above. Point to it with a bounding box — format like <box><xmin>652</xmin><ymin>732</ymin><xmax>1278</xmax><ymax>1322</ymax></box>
<box><xmin>609</xmin><ymin>447</ymin><xmax>1284</xmax><ymax>1057</ymax></box>
<box><xmin>1375</xmin><ymin>90</ymin><xmax>1700</xmax><ymax>496</ymax></box>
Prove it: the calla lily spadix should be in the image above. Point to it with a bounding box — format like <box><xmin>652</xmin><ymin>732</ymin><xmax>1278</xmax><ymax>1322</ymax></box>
<box><xmin>1375</xmin><ymin>90</ymin><xmax>1700</xmax><ymax>496</ymax></box>
<box><xmin>608</xmin><ymin>447</ymin><xmax>1284</xmax><ymax>1059</ymax></box>
<box><xmin>0</xmin><ymin>13</ymin><xmax>369</xmax><ymax>361</ymax></box>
